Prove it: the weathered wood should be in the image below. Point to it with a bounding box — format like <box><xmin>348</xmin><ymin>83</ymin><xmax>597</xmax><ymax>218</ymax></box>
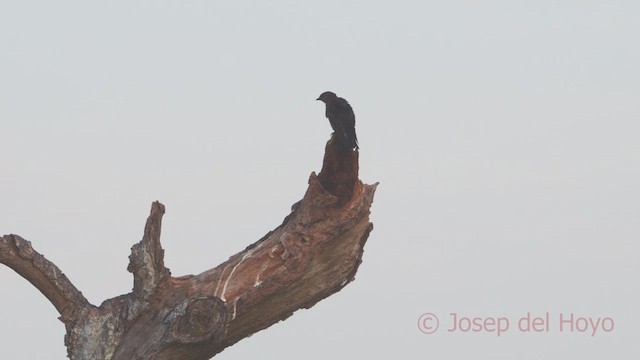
<box><xmin>0</xmin><ymin>234</ymin><xmax>90</xmax><ymax>325</ymax></box>
<box><xmin>1</xmin><ymin>137</ymin><xmax>377</xmax><ymax>360</ymax></box>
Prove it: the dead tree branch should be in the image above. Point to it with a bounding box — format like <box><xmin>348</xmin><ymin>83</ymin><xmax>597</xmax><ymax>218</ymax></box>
<box><xmin>1</xmin><ymin>137</ymin><xmax>377</xmax><ymax>360</ymax></box>
<box><xmin>0</xmin><ymin>235</ymin><xmax>90</xmax><ymax>325</ymax></box>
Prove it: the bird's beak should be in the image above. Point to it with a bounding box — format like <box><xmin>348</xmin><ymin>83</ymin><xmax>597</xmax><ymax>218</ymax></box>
<box><xmin>316</xmin><ymin>97</ymin><xmax>321</xmax><ymax>101</ymax></box>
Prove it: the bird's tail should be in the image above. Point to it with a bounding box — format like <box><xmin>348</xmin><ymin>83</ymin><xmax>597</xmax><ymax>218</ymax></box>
<box><xmin>339</xmin><ymin>132</ymin><xmax>358</xmax><ymax>150</ymax></box>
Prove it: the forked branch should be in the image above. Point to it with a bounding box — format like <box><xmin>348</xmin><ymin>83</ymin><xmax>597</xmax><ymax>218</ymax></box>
<box><xmin>1</xmin><ymin>137</ymin><xmax>377</xmax><ymax>360</ymax></box>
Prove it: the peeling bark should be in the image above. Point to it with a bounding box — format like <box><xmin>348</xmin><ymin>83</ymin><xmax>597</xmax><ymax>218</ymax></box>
<box><xmin>1</xmin><ymin>137</ymin><xmax>377</xmax><ymax>360</ymax></box>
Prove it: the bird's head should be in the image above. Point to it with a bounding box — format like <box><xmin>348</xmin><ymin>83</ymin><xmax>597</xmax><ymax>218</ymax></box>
<box><xmin>316</xmin><ymin>91</ymin><xmax>337</xmax><ymax>103</ymax></box>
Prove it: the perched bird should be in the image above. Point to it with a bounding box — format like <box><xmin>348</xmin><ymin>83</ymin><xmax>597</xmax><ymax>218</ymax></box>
<box><xmin>316</xmin><ymin>91</ymin><xmax>359</xmax><ymax>150</ymax></box>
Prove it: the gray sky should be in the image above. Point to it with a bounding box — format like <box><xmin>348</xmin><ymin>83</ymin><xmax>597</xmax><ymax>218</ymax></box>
<box><xmin>1</xmin><ymin>1</ymin><xmax>639</xmax><ymax>359</ymax></box>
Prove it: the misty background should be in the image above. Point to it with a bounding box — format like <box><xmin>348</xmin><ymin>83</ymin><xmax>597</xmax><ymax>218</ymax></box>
<box><xmin>1</xmin><ymin>1</ymin><xmax>638</xmax><ymax>359</ymax></box>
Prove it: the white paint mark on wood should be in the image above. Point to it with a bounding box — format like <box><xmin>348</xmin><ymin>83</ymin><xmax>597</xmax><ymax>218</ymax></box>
<box><xmin>214</xmin><ymin>264</ymin><xmax>231</xmax><ymax>299</ymax></box>
<box><xmin>220</xmin><ymin>242</ymin><xmax>266</xmax><ymax>301</ymax></box>
<box><xmin>253</xmin><ymin>260</ymin><xmax>270</xmax><ymax>287</ymax></box>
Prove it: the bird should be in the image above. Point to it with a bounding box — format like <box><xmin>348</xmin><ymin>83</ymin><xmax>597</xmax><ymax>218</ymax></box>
<box><xmin>316</xmin><ymin>91</ymin><xmax>359</xmax><ymax>150</ymax></box>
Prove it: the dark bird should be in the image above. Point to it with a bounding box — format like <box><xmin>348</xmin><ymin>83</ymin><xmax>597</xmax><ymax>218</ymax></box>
<box><xmin>317</xmin><ymin>91</ymin><xmax>359</xmax><ymax>150</ymax></box>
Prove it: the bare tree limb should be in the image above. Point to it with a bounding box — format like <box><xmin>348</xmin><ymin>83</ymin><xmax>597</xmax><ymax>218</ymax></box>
<box><xmin>1</xmin><ymin>137</ymin><xmax>377</xmax><ymax>359</ymax></box>
<box><xmin>0</xmin><ymin>234</ymin><xmax>90</xmax><ymax>325</ymax></box>
<box><xmin>127</xmin><ymin>201</ymin><xmax>171</xmax><ymax>318</ymax></box>
<box><xmin>128</xmin><ymin>201</ymin><xmax>170</xmax><ymax>299</ymax></box>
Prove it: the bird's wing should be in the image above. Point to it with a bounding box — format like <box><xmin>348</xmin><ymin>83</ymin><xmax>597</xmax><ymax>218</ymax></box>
<box><xmin>338</xmin><ymin>99</ymin><xmax>358</xmax><ymax>146</ymax></box>
<box><xmin>334</xmin><ymin>98</ymin><xmax>355</xmax><ymax>128</ymax></box>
